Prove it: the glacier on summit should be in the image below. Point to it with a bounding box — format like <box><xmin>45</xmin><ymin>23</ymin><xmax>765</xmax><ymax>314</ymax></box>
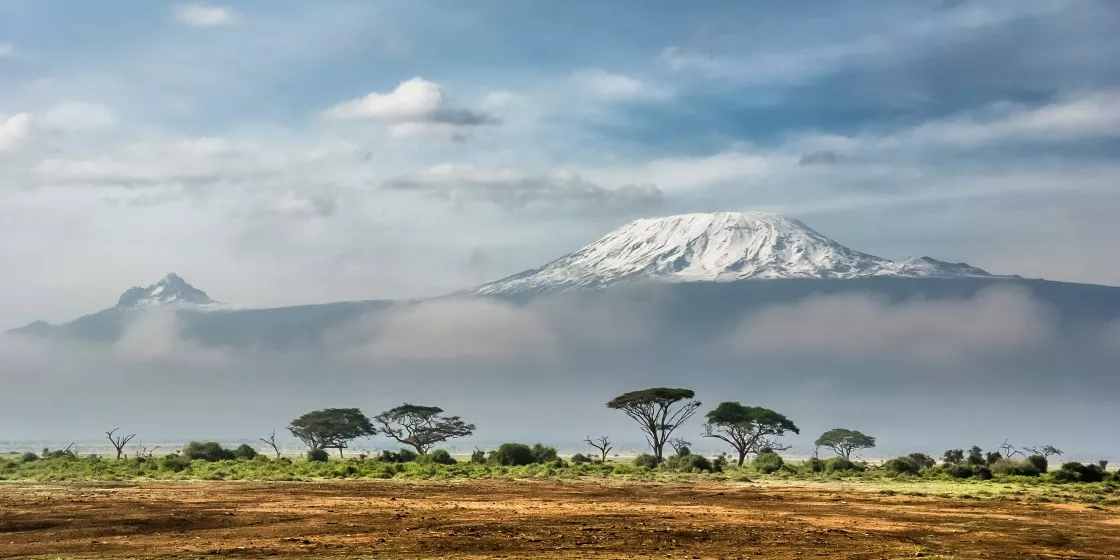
<box><xmin>475</xmin><ymin>212</ymin><xmax>998</xmax><ymax>295</ymax></box>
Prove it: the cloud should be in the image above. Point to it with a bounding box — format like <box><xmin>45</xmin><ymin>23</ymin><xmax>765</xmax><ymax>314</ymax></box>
<box><xmin>172</xmin><ymin>4</ymin><xmax>238</xmax><ymax>27</ymax></box>
<box><xmin>112</xmin><ymin>310</ymin><xmax>230</xmax><ymax>366</ymax></box>
<box><xmin>327</xmin><ymin>293</ymin><xmax>667</xmax><ymax>367</ymax></box>
<box><xmin>0</xmin><ymin>44</ymin><xmax>13</xmax><ymax>58</ymax></box>
<box><xmin>323</xmin><ymin>77</ymin><xmax>499</xmax><ymax>140</ymax></box>
<box><xmin>272</xmin><ymin>192</ymin><xmax>338</xmax><ymax>220</ymax></box>
<box><xmin>657</xmin><ymin>2</ymin><xmax>1063</xmax><ymax>88</ymax></box>
<box><xmin>384</xmin><ymin>164</ymin><xmax>663</xmax><ymax>212</ymax></box>
<box><xmin>330</xmin><ymin>299</ymin><xmax>559</xmax><ymax>365</ymax></box>
<box><xmin>43</xmin><ymin>103</ymin><xmax>116</xmax><ymax>131</ymax></box>
<box><xmin>900</xmin><ymin>91</ymin><xmax>1120</xmax><ymax>148</ymax></box>
<box><xmin>798</xmin><ymin>150</ymin><xmax>840</xmax><ymax>166</ymax></box>
<box><xmin>726</xmin><ymin>286</ymin><xmax>1056</xmax><ymax>362</ymax></box>
<box><xmin>571</xmin><ymin>69</ymin><xmax>671</xmax><ymax>101</ymax></box>
<box><xmin>0</xmin><ymin>113</ymin><xmax>31</xmax><ymax>153</ymax></box>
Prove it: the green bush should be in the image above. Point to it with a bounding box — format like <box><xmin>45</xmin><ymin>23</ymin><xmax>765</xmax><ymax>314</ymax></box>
<box><xmin>19</xmin><ymin>452</ymin><xmax>39</xmax><ymax>463</ymax></box>
<box><xmin>1053</xmin><ymin>462</ymin><xmax>1107</xmax><ymax>483</ymax></box>
<box><xmin>530</xmin><ymin>443</ymin><xmax>558</xmax><ymax>464</ymax></box>
<box><xmin>379</xmin><ymin>449</ymin><xmax>419</xmax><ymax>463</ymax></box>
<box><xmin>423</xmin><ymin>449</ymin><xmax>456</xmax><ymax>465</ymax></box>
<box><xmin>470</xmin><ymin>448</ymin><xmax>487</xmax><ymax>464</ymax></box>
<box><xmin>884</xmin><ymin>456</ymin><xmax>921</xmax><ymax>476</ymax></box>
<box><xmin>803</xmin><ymin>457</ymin><xmax>825</xmax><ymax>473</ymax></box>
<box><xmin>712</xmin><ymin>453</ymin><xmax>728</xmax><ymax>472</ymax></box>
<box><xmin>945</xmin><ymin>462</ymin><xmax>975</xmax><ymax>479</ymax></box>
<box><xmin>41</xmin><ymin>448</ymin><xmax>77</xmax><ymax>460</ymax></box>
<box><xmin>974</xmin><ymin>465</ymin><xmax>993</xmax><ymax>480</ymax></box>
<box><xmin>570</xmin><ymin>453</ymin><xmax>592</xmax><ymax>465</ymax></box>
<box><xmin>491</xmin><ymin>443</ymin><xmax>536</xmax><ymax>466</ymax></box>
<box><xmin>306</xmin><ymin>449</ymin><xmax>330</xmax><ymax>462</ymax></box>
<box><xmin>664</xmin><ymin>453</ymin><xmax>713</xmax><ymax>473</ymax></box>
<box><xmin>159</xmin><ymin>453</ymin><xmax>191</xmax><ymax>472</ymax></box>
<box><xmin>181</xmin><ymin>441</ymin><xmax>236</xmax><ymax>462</ymax></box>
<box><xmin>232</xmin><ymin>444</ymin><xmax>258</xmax><ymax>460</ymax></box>
<box><xmin>752</xmin><ymin>451</ymin><xmax>784</xmax><ymax>474</ymax></box>
<box><xmin>824</xmin><ymin>457</ymin><xmax>862</xmax><ymax>473</ymax></box>
<box><xmin>1026</xmin><ymin>455</ymin><xmax>1048</xmax><ymax>473</ymax></box>
<box><xmin>990</xmin><ymin>458</ymin><xmax>1041</xmax><ymax>477</ymax></box>
<box><xmin>633</xmin><ymin>453</ymin><xmax>658</xmax><ymax>469</ymax></box>
<box><xmin>907</xmin><ymin>453</ymin><xmax>936</xmax><ymax>470</ymax></box>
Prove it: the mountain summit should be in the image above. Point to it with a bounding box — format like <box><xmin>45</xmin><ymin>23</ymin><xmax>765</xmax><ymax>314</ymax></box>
<box><xmin>115</xmin><ymin>273</ymin><xmax>218</xmax><ymax>309</ymax></box>
<box><xmin>475</xmin><ymin>212</ymin><xmax>994</xmax><ymax>294</ymax></box>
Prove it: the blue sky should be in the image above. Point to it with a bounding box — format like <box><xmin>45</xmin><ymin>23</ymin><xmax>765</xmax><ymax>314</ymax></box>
<box><xmin>1</xmin><ymin>0</ymin><xmax>1119</xmax><ymax>325</ymax></box>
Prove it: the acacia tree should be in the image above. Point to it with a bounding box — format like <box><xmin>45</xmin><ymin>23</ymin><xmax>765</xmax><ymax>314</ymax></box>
<box><xmin>584</xmin><ymin>435</ymin><xmax>613</xmax><ymax>463</ymax></box>
<box><xmin>372</xmin><ymin>404</ymin><xmax>475</xmax><ymax>455</ymax></box>
<box><xmin>607</xmin><ymin>387</ymin><xmax>701</xmax><ymax>464</ymax></box>
<box><xmin>105</xmin><ymin>429</ymin><xmax>136</xmax><ymax>460</ymax></box>
<box><xmin>814</xmin><ymin>428</ymin><xmax>875</xmax><ymax>459</ymax></box>
<box><xmin>668</xmin><ymin>437</ymin><xmax>692</xmax><ymax>455</ymax></box>
<box><xmin>259</xmin><ymin>430</ymin><xmax>282</xmax><ymax>458</ymax></box>
<box><xmin>1023</xmin><ymin>444</ymin><xmax>1063</xmax><ymax>459</ymax></box>
<box><xmin>288</xmin><ymin>408</ymin><xmax>374</xmax><ymax>458</ymax></box>
<box><xmin>941</xmin><ymin>449</ymin><xmax>965</xmax><ymax>464</ymax></box>
<box><xmin>702</xmin><ymin>402</ymin><xmax>799</xmax><ymax>466</ymax></box>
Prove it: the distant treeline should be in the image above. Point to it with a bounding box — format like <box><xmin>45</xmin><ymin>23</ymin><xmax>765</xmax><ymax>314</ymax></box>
<box><xmin>2</xmin><ymin>387</ymin><xmax>1114</xmax><ymax>485</ymax></box>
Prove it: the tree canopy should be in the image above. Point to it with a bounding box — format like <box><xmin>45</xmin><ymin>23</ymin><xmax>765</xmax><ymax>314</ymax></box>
<box><xmin>702</xmin><ymin>402</ymin><xmax>799</xmax><ymax>466</ymax></box>
<box><xmin>607</xmin><ymin>387</ymin><xmax>700</xmax><ymax>464</ymax></box>
<box><xmin>814</xmin><ymin>428</ymin><xmax>876</xmax><ymax>459</ymax></box>
<box><xmin>372</xmin><ymin>404</ymin><xmax>475</xmax><ymax>455</ymax></box>
<box><xmin>287</xmin><ymin>408</ymin><xmax>374</xmax><ymax>457</ymax></box>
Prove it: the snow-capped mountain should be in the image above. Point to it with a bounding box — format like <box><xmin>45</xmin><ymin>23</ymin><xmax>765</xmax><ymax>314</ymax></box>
<box><xmin>476</xmin><ymin>212</ymin><xmax>997</xmax><ymax>295</ymax></box>
<box><xmin>114</xmin><ymin>273</ymin><xmax>219</xmax><ymax>309</ymax></box>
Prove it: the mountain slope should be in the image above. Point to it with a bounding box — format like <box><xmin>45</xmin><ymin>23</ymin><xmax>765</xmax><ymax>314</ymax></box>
<box><xmin>114</xmin><ymin>273</ymin><xmax>218</xmax><ymax>309</ymax></box>
<box><xmin>476</xmin><ymin>212</ymin><xmax>997</xmax><ymax>295</ymax></box>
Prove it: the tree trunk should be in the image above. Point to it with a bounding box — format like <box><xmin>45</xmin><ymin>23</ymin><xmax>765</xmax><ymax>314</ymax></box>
<box><xmin>338</xmin><ymin>447</ymin><xmax>344</xmax><ymax>458</ymax></box>
<box><xmin>737</xmin><ymin>450</ymin><xmax>747</xmax><ymax>466</ymax></box>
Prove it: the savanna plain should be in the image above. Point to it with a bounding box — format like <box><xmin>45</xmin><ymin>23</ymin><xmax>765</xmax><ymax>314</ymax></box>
<box><xmin>2</xmin><ymin>461</ymin><xmax>1118</xmax><ymax>559</ymax></box>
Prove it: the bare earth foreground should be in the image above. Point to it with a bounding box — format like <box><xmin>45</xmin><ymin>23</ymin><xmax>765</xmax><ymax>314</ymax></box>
<box><xmin>1</xmin><ymin>480</ymin><xmax>1118</xmax><ymax>559</ymax></box>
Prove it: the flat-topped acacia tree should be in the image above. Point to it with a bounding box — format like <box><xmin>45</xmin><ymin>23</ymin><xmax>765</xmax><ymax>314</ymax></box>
<box><xmin>815</xmin><ymin>428</ymin><xmax>876</xmax><ymax>459</ymax></box>
<box><xmin>607</xmin><ymin>387</ymin><xmax>701</xmax><ymax>464</ymax></box>
<box><xmin>702</xmin><ymin>402</ymin><xmax>799</xmax><ymax>466</ymax></box>
<box><xmin>373</xmin><ymin>404</ymin><xmax>475</xmax><ymax>455</ymax></box>
<box><xmin>287</xmin><ymin>408</ymin><xmax>374</xmax><ymax>458</ymax></box>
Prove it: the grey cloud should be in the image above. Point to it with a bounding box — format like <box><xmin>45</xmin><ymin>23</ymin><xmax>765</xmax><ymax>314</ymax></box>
<box><xmin>327</xmin><ymin>298</ymin><xmax>560</xmax><ymax>366</ymax></box>
<box><xmin>325</xmin><ymin>293</ymin><xmax>667</xmax><ymax>367</ymax></box>
<box><xmin>799</xmin><ymin>150</ymin><xmax>841</xmax><ymax>166</ymax></box>
<box><xmin>383</xmin><ymin>166</ymin><xmax>663</xmax><ymax>212</ymax></box>
<box><xmin>726</xmin><ymin>286</ymin><xmax>1056</xmax><ymax>362</ymax></box>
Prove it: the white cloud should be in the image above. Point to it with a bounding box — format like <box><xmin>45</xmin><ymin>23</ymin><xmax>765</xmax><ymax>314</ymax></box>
<box><xmin>273</xmin><ymin>191</ymin><xmax>337</xmax><ymax>220</ymax></box>
<box><xmin>0</xmin><ymin>113</ymin><xmax>32</xmax><ymax>153</ymax></box>
<box><xmin>43</xmin><ymin>103</ymin><xmax>116</xmax><ymax>131</ymax></box>
<box><xmin>0</xmin><ymin>44</ymin><xmax>13</xmax><ymax>58</ymax></box>
<box><xmin>172</xmin><ymin>3</ymin><xmax>238</xmax><ymax>27</ymax></box>
<box><xmin>323</xmin><ymin>77</ymin><xmax>499</xmax><ymax>139</ymax></box>
<box><xmin>904</xmin><ymin>91</ymin><xmax>1120</xmax><ymax>147</ymax></box>
<box><xmin>572</xmin><ymin>69</ymin><xmax>671</xmax><ymax>101</ymax></box>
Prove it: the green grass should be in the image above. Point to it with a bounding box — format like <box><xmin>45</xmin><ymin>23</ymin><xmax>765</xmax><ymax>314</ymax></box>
<box><xmin>2</xmin><ymin>454</ymin><xmax>1116</xmax><ymax>505</ymax></box>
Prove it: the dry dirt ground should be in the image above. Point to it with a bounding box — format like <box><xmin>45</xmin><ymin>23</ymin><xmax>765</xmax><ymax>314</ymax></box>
<box><xmin>1</xmin><ymin>479</ymin><xmax>1117</xmax><ymax>559</ymax></box>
